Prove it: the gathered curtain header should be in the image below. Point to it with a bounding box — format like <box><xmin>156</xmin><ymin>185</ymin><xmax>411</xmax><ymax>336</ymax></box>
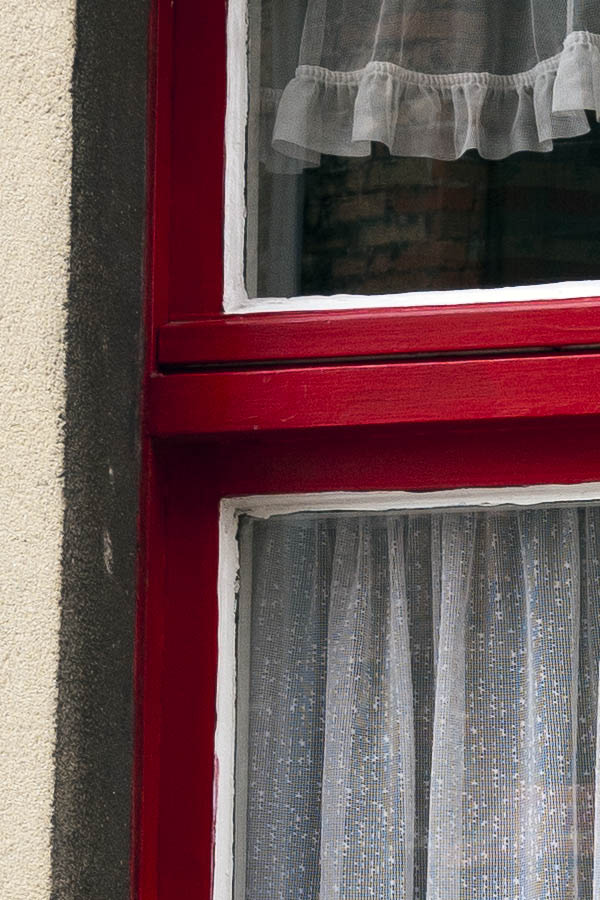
<box><xmin>258</xmin><ymin>0</ymin><xmax>600</xmax><ymax>166</ymax></box>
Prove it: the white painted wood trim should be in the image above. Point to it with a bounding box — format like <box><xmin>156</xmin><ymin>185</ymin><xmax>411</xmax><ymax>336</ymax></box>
<box><xmin>224</xmin><ymin>0</ymin><xmax>249</xmax><ymax>308</ymax></box>
<box><xmin>213</xmin><ymin>480</ymin><xmax>600</xmax><ymax>899</ymax></box>
<box><xmin>223</xmin><ymin>482</ymin><xmax>600</xmax><ymax>519</ymax></box>
<box><xmin>214</xmin><ymin>501</ymin><xmax>241</xmax><ymax>900</ymax></box>
<box><xmin>225</xmin><ymin>280</ymin><xmax>600</xmax><ymax>314</ymax></box>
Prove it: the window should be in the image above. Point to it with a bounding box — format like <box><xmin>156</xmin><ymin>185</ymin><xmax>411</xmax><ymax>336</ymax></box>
<box><xmin>138</xmin><ymin>3</ymin><xmax>600</xmax><ymax>898</ymax></box>
<box><xmin>217</xmin><ymin>487</ymin><xmax>600</xmax><ymax>900</ymax></box>
<box><xmin>139</xmin><ymin>411</ymin><xmax>600</xmax><ymax>897</ymax></box>
<box><xmin>228</xmin><ymin>0</ymin><xmax>600</xmax><ymax>311</ymax></box>
<box><xmin>156</xmin><ymin>1</ymin><xmax>600</xmax><ymax>363</ymax></box>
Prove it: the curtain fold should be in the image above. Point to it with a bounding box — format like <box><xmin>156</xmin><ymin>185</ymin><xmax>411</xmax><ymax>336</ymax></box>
<box><xmin>241</xmin><ymin>508</ymin><xmax>600</xmax><ymax>900</ymax></box>
<box><xmin>257</xmin><ymin>0</ymin><xmax>600</xmax><ymax>164</ymax></box>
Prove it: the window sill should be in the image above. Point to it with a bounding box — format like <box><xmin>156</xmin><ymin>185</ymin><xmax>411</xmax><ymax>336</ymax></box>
<box><xmin>158</xmin><ymin>297</ymin><xmax>600</xmax><ymax>368</ymax></box>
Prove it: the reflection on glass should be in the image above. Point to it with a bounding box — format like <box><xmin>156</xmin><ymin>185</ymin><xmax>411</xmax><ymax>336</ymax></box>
<box><xmin>245</xmin><ymin>0</ymin><xmax>600</xmax><ymax>300</ymax></box>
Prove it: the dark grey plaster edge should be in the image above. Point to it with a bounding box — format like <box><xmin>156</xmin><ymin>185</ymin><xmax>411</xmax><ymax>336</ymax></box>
<box><xmin>52</xmin><ymin>0</ymin><xmax>149</xmax><ymax>896</ymax></box>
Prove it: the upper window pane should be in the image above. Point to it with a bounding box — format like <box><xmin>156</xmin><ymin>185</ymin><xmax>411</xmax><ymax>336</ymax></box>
<box><xmin>243</xmin><ymin>0</ymin><xmax>600</xmax><ymax>302</ymax></box>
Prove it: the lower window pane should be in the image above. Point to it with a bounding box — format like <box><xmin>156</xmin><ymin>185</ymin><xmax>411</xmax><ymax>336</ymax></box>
<box><xmin>235</xmin><ymin>508</ymin><xmax>600</xmax><ymax>900</ymax></box>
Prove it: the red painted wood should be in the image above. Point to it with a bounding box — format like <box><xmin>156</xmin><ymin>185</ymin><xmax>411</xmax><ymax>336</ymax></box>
<box><xmin>158</xmin><ymin>298</ymin><xmax>600</xmax><ymax>366</ymax></box>
<box><xmin>168</xmin><ymin>0</ymin><xmax>226</xmax><ymax>318</ymax></box>
<box><xmin>139</xmin><ymin>2</ymin><xmax>600</xmax><ymax>897</ymax></box>
<box><xmin>157</xmin><ymin>0</ymin><xmax>600</xmax><ymax>359</ymax></box>
<box><xmin>156</xmin><ymin>464</ymin><xmax>220</xmax><ymax>898</ymax></box>
<box><xmin>133</xmin><ymin>2</ymin><xmax>175</xmax><ymax>895</ymax></box>
<box><xmin>132</xmin><ymin>441</ymin><xmax>166</xmax><ymax>900</ymax></box>
<box><xmin>142</xmin><ymin>417</ymin><xmax>600</xmax><ymax>896</ymax></box>
<box><xmin>133</xmin><ymin>3</ymin><xmax>175</xmax><ymax>889</ymax></box>
<box><xmin>147</xmin><ymin>352</ymin><xmax>600</xmax><ymax>436</ymax></box>
<box><xmin>157</xmin><ymin>0</ymin><xmax>600</xmax><ymax>356</ymax></box>
<box><xmin>145</xmin><ymin>0</ymin><xmax>174</xmax><ymax>365</ymax></box>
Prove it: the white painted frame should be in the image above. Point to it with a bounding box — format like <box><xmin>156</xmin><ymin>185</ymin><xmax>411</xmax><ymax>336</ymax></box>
<box><xmin>223</xmin><ymin>0</ymin><xmax>600</xmax><ymax>314</ymax></box>
<box><xmin>213</xmin><ymin>480</ymin><xmax>600</xmax><ymax>900</ymax></box>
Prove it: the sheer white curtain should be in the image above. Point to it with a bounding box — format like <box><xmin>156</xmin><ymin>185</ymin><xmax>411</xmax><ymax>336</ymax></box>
<box><xmin>258</xmin><ymin>0</ymin><xmax>600</xmax><ymax>163</ymax></box>
<box><xmin>239</xmin><ymin>508</ymin><xmax>600</xmax><ymax>900</ymax></box>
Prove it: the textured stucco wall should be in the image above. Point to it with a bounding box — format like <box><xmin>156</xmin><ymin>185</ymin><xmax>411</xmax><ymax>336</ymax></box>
<box><xmin>0</xmin><ymin>0</ymin><xmax>146</xmax><ymax>895</ymax></box>
<box><xmin>0</xmin><ymin>2</ymin><xmax>75</xmax><ymax>899</ymax></box>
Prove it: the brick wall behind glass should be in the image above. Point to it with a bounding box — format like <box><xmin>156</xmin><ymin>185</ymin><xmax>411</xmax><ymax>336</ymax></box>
<box><xmin>300</xmin><ymin>129</ymin><xmax>600</xmax><ymax>296</ymax></box>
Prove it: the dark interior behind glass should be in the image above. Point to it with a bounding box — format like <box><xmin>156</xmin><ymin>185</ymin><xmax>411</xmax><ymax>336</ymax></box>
<box><xmin>251</xmin><ymin>123</ymin><xmax>600</xmax><ymax>299</ymax></box>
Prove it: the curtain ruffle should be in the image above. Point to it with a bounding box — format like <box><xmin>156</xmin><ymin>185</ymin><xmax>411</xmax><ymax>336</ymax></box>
<box><xmin>259</xmin><ymin>88</ymin><xmax>315</xmax><ymax>173</ymax></box>
<box><xmin>264</xmin><ymin>30</ymin><xmax>600</xmax><ymax>166</ymax></box>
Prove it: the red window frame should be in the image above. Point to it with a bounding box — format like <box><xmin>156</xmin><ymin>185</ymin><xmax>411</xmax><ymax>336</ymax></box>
<box><xmin>136</xmin><ymin>2</ymin><xmax>600</xmax><ymax>898</ymax></box>
<box><xmin>150</xmin><ymin>0</ymin><xmax>600</xmax><ymax>368</ymax></box>
<box><xmin>136</xmin><ymin>419</ymin><xmax>600</xmax><ymax>898</ymax></box>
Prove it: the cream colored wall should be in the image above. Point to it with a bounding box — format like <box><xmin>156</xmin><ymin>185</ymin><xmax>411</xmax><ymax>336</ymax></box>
<box><xmin>0</xmin><ymin>2</ymin><xmax>74</xmax><ymax>898</ymax></box>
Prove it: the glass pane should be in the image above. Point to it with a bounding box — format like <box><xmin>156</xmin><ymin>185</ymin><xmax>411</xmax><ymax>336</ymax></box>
<box><xmin>245</xmin><ymin>0</ymin><xmax>600</xmax><ymax>300</ymax></box>
<box><xmin>235</xmin><ymin>507</ymin><xmax>600</xmax><ymax>899</ymax></box>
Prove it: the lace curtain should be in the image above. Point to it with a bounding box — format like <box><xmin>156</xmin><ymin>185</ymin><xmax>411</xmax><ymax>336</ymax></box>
<box><xmin>238</xmin><ymin>508</ymin><xmax>600</xmax><ymax>900</ymax></box>
<box><xmin>258</xmin><ymin>0</ymin><xmax>600</xmax><ymax>165</ymax></box>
